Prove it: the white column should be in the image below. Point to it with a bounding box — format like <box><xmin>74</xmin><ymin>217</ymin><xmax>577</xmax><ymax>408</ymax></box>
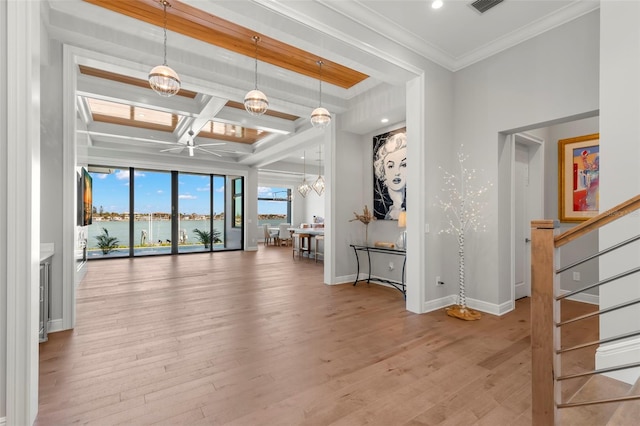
<box><xmin>5</xmin><ymin>0</ymin><xmax>41</xmax><ymax>424</ymax></box>
<box><xmin>405</xmin><ymin>74</ymin><xmax>426</xmax><ymax>313</ymax></box>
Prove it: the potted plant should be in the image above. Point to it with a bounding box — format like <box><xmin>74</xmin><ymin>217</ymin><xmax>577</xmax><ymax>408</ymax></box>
<box><xmin>95</xmin><ymin>227</ymin><xmax>120</xmax><ymax>255</ymax></box>
<box><xmin>193</xmin><ymin>228</ymin><xmax>222</xmax><ymax>248</ymax></box>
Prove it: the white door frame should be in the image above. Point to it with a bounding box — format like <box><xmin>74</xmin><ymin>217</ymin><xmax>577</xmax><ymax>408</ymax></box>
<box><xmin>510</xmin><ymin>132</ymin><xmax>544</xmax><ymax>304</ymax></box>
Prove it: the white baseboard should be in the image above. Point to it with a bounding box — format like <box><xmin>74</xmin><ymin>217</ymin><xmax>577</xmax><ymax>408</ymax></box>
<box><xmin>423</xmin><ymin>295</ymin><xmax>513</xmax><ymax>316</ymax></box>
<box><xmin>47</xmin><ymin>318</ymin><xmax>64</xmax><ymax>334</ymax></box>
<box><xmin>467</xmin><ymin>297</ymin><xmax>513</xmax><ymax>316</ymax></box>
<box><xmin>596</xmin><ymin>337</ymin><xmax>640</xmax><ymax>385</ymax></box>
<box><xmin>334</xmin><ymin>274</ymin><xmax>357</xmax><ymax>285</ymax></box>
<box><xmin>559</xmin><ymin>289</ymin><xmax>599</xmax><ymax>305</ymax></box>
<box><xmin>245</xmin><ymin>246</ymin><xmax>258</xmax><ymax>252</ymax></box>
<box><xmin>0</xmin><ymin>416</ymin><xmax>6</xmax><ymax>426</ymax></box>
<box><xmin>423</xmin><ymin>295</ymin><xmax>457</xmax><ymax>313</ymax></box>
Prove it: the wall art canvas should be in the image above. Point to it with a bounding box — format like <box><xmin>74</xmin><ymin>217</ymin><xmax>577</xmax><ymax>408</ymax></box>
<box><xmin>373</xmin><ymin>127</ymin><xmax>406</xmax><ymax>220</ymax></box>
<box><xmin>558</xmin><ymin>133</ymin><xmax>599</xmax><ymax>222</ymax></box>
<box><xmin>82</xmin><ymin>167</ymin><xmax>93</xmax><ymax>226</ymax></box>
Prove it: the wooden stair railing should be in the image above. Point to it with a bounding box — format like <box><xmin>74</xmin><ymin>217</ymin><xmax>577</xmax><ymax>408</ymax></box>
<box><xmin>531</xmin><ymin>194</ymin><xmax>640</xmax><ymax>425</ymax></box>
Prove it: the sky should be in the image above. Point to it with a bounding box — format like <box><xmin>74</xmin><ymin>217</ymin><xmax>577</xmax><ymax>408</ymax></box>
<box><xmin>90</xmin><ymin>169</ymin><xmax>288</xmax><ymax>215</ymax></box>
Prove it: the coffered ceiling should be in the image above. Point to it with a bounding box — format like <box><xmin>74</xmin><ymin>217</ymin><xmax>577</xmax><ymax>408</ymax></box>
<box><xmin>44</xmin><ymin>0</ymin><xmax>598</xmax><ymax>177</ymax></box>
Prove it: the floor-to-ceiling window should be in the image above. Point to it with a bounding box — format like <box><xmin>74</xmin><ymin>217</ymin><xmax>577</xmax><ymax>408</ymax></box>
<box><xmin>134</xmin><ymin>170</ymin><xmax>172</xmax><ymax>256</ymax></box>
<box><xmin>87</xmin><ymin>166</ymin><xmax>242</xmax><ymax>258</ymax></box>
<box><xmin>86</xmin><ymin>168</ymin><xmax>130</xmax><ymax>258</ymax></box>
<box><xmin>212</xmin><ymin>175</ymin><xmax>227</xmax><ymax>250</ymax></box>
<box><xmin>178</xmin><ymin>173</ymin><xmax>213</xmax><ymax>253</ymax></box>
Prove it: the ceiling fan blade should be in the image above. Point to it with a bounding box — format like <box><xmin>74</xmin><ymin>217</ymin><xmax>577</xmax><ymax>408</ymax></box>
<box><xmin>160</xmin><ymin>146</ymin><xmax>185</xmax><ymax>153</ymax></box>
<box><xmin>198</xmin><ymin>142</ymin><xmax>226</xmax><ymax>147</ymax></box>
<box><xmin>196</xmin><ymin>147</ymin><xmax>222</xmax><ymax>157</ymax></box>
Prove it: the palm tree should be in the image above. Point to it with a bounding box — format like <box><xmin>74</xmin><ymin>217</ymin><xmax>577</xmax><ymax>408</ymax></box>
<box><xmin>95</xmin><ymin>227</ymin><xmax>120</xmax><ymax>254</ymax></box>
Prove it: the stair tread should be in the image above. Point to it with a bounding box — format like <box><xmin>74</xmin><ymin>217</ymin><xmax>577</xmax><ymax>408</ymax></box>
<box><xmin>561</xmin><ymin>375</ymin><xmax>632</xmax><ymax>425</ymax></box>
<box><xmin>607</xmin><ymin>376</ymin><xmax>640</xmax><ymax>425</ymax></box>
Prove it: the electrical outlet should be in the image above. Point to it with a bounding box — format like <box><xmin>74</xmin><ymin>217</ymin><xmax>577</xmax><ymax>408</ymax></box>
<box><xmin>573</xmin><ymin>271</ymin><xmax>580</xmax><ymax>281</ymax></box>
<box><xmin>389</xmin><ymin>262</ymin><xmax>394</xmax><ymax>271</ymax></box>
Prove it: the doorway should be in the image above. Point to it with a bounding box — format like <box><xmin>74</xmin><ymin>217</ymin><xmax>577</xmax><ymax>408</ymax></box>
<box><xmin>512</xmin><ymin>133</ymin><xmax>544</xmax><ymax>301</ymax></box>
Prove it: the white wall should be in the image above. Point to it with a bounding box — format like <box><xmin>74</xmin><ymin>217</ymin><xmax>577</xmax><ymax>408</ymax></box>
<box><xmin>40</xmin><ymin>38</ymin><xmax>66</xmax><ymax>327</ymax></box>
<box><xmin>453</xmin><ymin>10</ymin><xmax>600</xmax><ymax>308</ymax></box>
<box><xmin>597</xmin><ymin>1</ymin><xmax>640</xmax><ymax>384</ymax></box>
<box><xmin>332</xmin><ymin>123</ymin><xmax>365</xmax><ymax>283</ymax></box>
<box><xmin>301</xmin><ymin>189</ymin><xmax>324</xmax><ymax>226</ymax></box>
<box><xmin>0</xmin><ymin>0</ymin><xmax>7</xmax><ymax>418</ymax></box>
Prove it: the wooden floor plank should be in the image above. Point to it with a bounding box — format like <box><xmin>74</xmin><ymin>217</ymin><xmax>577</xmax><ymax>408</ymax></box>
<box><xmin>36</xmin><ymin>246</ymin><xmax>598</xmax><ymax>425</ymax></box>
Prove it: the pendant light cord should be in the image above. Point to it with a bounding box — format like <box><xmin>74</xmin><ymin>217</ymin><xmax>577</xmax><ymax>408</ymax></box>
<box><xmin>161</xmin><ymin>1</ymin><xmax>169</xmax><ymax>66</ymax></box>
<box><xmin>253</xmin><ymin>36</ymin><xmax>260</xmax><ymax>90</ymax></box>
<box><xmin>318</xmin><ymin>61</ymin><xmax>324</xmax><ymax>107</ymax></box>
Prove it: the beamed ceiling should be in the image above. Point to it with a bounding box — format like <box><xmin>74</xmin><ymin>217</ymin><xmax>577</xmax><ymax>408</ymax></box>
<box><xmin>44</xmin><ymin>0</ymin><xmax>598</xmax><ymax>178</ymax></box>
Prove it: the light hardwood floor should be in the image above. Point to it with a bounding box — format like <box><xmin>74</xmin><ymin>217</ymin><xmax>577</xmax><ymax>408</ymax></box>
<box><xmin>36</xmin><ymin>246</ymin><xmax>597</xmax><ymax>425</ymax></box>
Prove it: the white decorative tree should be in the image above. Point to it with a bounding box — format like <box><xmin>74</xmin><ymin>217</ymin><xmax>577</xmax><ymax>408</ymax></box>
<box><xmin>437</xmin><ymin>147</ymin><xmax>491</xmax><ymax>321</ymax></box>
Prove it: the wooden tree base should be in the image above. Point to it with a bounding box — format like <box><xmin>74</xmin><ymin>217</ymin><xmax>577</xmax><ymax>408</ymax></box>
<box><xmin>446</xmin><ymin>305</ymin><xmax>482</xmax><ymax>321</ymax></box>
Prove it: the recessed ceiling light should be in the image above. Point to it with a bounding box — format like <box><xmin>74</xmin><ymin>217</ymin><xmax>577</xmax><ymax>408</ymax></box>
<box><xmin>381</xmin><ymin>118</ymin><xmax>389</xmax><ymax>123</ymax></box>
<box><xmin>432</xmin><ymin>0</ymin><xmax>443</xmax><ymax>9</ymax></box>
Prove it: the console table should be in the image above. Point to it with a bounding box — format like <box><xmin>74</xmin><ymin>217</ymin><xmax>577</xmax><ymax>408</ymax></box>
<box><xmin>350</xmin><ymin>244</ymin><xmax>406</xmax><ymax>297</ymax></box>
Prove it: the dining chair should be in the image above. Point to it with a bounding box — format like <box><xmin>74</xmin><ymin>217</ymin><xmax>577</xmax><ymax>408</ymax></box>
<box><xmin>263</xmin><ymin>224</ymin><xmax>278</xmax><ymax>246</ymax></box>
<box><xmin>278</xmin><ymin>224</ymin><xmax>292</xmax><ymax>246</ymax></box>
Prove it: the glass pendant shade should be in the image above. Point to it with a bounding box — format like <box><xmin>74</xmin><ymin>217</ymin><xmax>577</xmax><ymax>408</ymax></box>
<box><xmin>149</xmin><ymin>64</ymin><xmax>181</xmax><ymax>97</ymax></box>
<box><xmin>312</xmin><ymin>144</ymin><xmax>325</xmax><ymax>196</ymax></box>
<box><xmin>310</xmin><ymin>60</ymin><xmax>331</xmax><ymax>128</ymax></box>
<box><xmin>312</xmin><ymin>175</ymin><xmax>325</xmax><ymax>196</ymax></box>
<box><xmin>149</xmin><ymin>1</ymin><xmax>180</xmax><ymax>97</ymax></box>
<box><xmin>244</xmin><ymin>89</ymin><xmax>269</xmax><ymax>116</ymax></box>
<box><xmin>297</xmin><ymin>151</ymin><xmax>311</xmax><ymax>197</ymax></box>
<box><xmin>310</xmin><ymin>107</ymin><xmax>331</xmax><ymax>128</ymax></box>
<box><xmin>244</xmin><ymin>35</ymin><xmax>269</xmax><ymax>116</ymax></box>
<box><xmin>298</xmin><ymin>180</ymin><xmax>311</xmax><ymax>197</ymax></box>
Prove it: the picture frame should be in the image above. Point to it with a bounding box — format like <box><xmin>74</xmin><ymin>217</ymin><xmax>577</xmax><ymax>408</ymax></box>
<box><xmin>558</xmin><ymin>133</ymin><xmax>599</xmax><ymax>222</ymax></box>
<box><xmin>372</xmin><ymin>127</ymin><xmax>407</xmax><ymax>220</ymax></box>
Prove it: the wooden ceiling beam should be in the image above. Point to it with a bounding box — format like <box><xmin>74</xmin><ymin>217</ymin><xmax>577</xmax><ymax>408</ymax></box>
<box><xmin>83</xmin><ymin>0</ymin><xmax>369</xmax><ymax>89</ymax></box>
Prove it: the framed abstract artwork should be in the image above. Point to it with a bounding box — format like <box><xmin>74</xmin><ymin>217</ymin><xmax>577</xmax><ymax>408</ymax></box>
<box><xmin>373</xmin><ymin>127</ymin><xmax>406</xmax><ymax>220</ymax></box>
<box><xmin>558</xmin><ymin>133</ymin><xmax>599</xmax><ymax>222</ymax></box>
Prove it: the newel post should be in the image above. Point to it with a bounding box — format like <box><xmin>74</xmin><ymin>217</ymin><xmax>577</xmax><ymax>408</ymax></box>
<box><xmin>531</xmin><ymin>220</ymin><xmax>558</xmax><ymax>426</ymax></box>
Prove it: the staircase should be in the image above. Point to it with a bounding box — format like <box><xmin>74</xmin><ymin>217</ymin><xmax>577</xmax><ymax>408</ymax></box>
<box><xmin>560</xmin><ymin>375</ymin><xmax>640</xmax><ymax>425</ymax></box>
<box><xmin>530</xmin><ymin>194</ymin><xmax>640</xmax><ymax>425</ymax></box>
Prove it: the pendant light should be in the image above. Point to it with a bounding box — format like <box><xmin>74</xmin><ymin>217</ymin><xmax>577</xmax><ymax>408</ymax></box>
<box><xmin>244</xmin><ymin>36</ymin><xmax>269</xmax><ymax>116</ymax></box>
<box><xmin>297</xmin><ymin>151</ymin><xmax>311</xmax><ymax>197</ymax></box>
<box><xmin>148</xmin><ymin>0</ymin><xmax>181</xmax><ymax>97</ymax></box>
<box><xmin>312</xmin><ymin>144</ymin><xmax>325</xmax><ymax>196</ymax></box>
<box><xmin>310</xmin><ymin>60</ymin><xmax>331</xmax><ymax>128</ymax></box>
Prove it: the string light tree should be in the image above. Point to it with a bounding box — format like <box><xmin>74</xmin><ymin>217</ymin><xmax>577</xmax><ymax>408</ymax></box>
<box><xmin>437</xmin><ymin>146</ymin><xmax>492</xmax><ymax>321</ymax></box>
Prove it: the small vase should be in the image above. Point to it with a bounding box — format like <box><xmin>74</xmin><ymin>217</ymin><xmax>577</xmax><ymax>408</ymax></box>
<box><xmin>364</xmin><ymin>224</ymin><xmax>369</xmax><ymax>246</ymax></box>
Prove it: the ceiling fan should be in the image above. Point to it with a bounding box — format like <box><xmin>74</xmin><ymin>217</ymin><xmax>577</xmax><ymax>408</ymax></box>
<box><xmin>160</xmin><ymin>130</ymin><xmax>225</xmax><ymax>157</ymax></box>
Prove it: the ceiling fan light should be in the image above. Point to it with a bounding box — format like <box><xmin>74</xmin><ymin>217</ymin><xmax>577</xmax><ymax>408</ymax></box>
<box><xmin>149</xmin><ymin>64</ymin><xmax>181</xmax><ymax>97</ymax></box>
<box><xmin>244</xmin><ymin>89</ymin><xmax>269</xmax><ymax>116</ymax></box>
<box><xmin>310</xmin><ymin>107</ymin><xmax>331</xmax><ymax>128</ymax></box>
